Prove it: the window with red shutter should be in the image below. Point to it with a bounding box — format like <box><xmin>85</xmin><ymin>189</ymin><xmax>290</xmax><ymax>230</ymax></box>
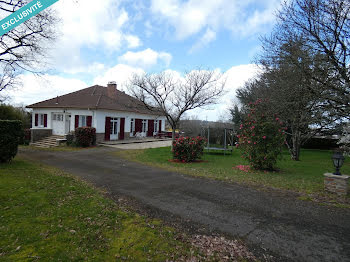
<box><xmin>119</xmin><ymin>118</ymin><xmax>125</xmax><ymax>140</ymax></box>
<box><xmin>105</xmin><ymin>117</ymin><xmax>111</xmax><ymax>141</ymax></box>
<box><xmin>35</xmin><ymin>114</ymin><xmax>38</xmax><ymax>127</ymax></box>
<box><xmin>87</xmin><ymin>116</ymin><xmax>92</xmax><ymax>127</ymax></box>
<box><xmin>75</xmin><ymin>115</ymin><xmax>79</xmax><ymax>129</ymax></box>
<box><xmin>44</xmin><ymin>114</ymin><xmax>47</xmax><ymax>127</ymax></box>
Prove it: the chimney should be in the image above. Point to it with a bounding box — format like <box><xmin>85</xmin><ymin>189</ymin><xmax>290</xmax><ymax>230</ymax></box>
<box><xmin>107</xmin><ymin>81</ymin><xmax>117</xmax><ymax>99</ymax></box>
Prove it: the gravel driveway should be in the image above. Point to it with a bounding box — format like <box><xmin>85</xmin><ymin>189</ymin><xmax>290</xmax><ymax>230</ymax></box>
<box><xmin>20</xmin><ymin>147</ymin><xmax>350</xmax><ymax>262</ymax></box>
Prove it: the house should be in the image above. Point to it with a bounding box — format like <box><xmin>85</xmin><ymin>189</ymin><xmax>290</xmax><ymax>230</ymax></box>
<box><xmin>26</xmin><ymin>82</ymin><xmax>166</xmax><ymax>143</ymax></box>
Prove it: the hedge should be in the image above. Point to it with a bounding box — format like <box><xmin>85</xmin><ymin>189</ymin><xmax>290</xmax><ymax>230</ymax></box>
<box><xmin>302</xmin><ymin>137</ymin><xmax>338</xmax><ymax>150</ymax></box>
<box><xmin>0</xmin><ymin>120</ymin><xmax>22</xmax><ymax>163</ymax></box>
<box><xmin>75</xmin><ymin>127</ymin><xmax>96</xmax><ymax>147</ymax></box>
<box><xmin>173</xmin><ymin>136</ymin><xmax>206</xmax><ymax>162</ymax></box>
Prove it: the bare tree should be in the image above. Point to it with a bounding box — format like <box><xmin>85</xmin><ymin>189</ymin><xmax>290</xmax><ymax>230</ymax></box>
<box><xmin>129</xmin><ymin>70</ymin><xmax>225</xmax><ymax>147</ymax></box>
<box><xmin>0</xmin><ymin>1</ymin><xmax>58</xmax><ymax>100</ymax></box>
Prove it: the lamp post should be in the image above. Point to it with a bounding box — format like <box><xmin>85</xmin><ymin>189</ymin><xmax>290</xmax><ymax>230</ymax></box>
<box><xmin>332</xmin><ymin>151</ymin><xmax>345</xmax><ymax>176</ymax></box>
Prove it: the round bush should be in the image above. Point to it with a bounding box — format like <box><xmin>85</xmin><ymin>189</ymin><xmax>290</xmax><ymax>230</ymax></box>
<box><xmin>237</xmin><ymin>100</ymin><xmax>286</xmax><ymax>170</ymax></box>
<box><xmin>75</xmin><ymin>127</ymin><xmax>96</xmax><ymax>147</ymax></box>
<box><xmin>173</xmin><ymin>136</ymin><xmax>206</xmax><ymax>162</ymax></box>
<box><xmin>0</xmin><ymin>120</ymin><xmax>22</xmax><ymax>163</ymax></box>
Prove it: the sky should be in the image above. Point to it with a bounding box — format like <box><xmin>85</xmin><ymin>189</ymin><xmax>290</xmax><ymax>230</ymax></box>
<box><xmin>4</xmin><ymin>0</ymin><xmax>282</xmax><ymax>121</ymax></box>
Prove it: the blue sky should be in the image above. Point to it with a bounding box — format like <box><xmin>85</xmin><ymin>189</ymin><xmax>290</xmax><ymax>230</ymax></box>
<box><xmin>6</xmin><ymin>0</ymin><xmax>281</xmax><ymax>120</ymax></box>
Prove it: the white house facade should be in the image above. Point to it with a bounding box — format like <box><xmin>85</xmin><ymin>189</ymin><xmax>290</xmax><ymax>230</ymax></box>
<box><xmin>27</xmin><ymin>82</ymin><xmax>166</xmax><ymax>143</ymax></box>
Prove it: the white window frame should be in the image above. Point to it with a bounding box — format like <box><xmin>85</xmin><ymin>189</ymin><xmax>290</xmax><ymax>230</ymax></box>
<box><xmin>142</xmin><ymin>119</ymin><xmax>147</xmax><ymax>133</ymax></box>
<box><xmin>53</xmin><ymin>113</ymin><xmax>63</xmax><ymax>121</ymax></box>
<box><xmin>154</xmin><ymin>120</ymin><xmax>158</xmax><ymax>133</ymax></box>
<box><xmin>79</xmin><ymin>115</ymin><xmax>87</xmax><ymax>127</ymax></box>
<box><xmin>130</xmin><ymin>118</ymin><xmax>135</xmax><ymax>134</ymax></box>
<box><xmin>37</xmin><ymin>113</ymin><xmax>45</xmax><ymax>127</ymax></box>
<box><xmin>110</xmin><ymin>118</ymin><xmax>119</xmax><ymax>136</ymax></box>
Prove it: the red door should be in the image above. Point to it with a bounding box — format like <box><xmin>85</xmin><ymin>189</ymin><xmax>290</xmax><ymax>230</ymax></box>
<box><xmin>147</xmin><ymin>120</ymin><xmax>154</xmax><ymax>137</ymax></box>
<box><xmin>135</xmin><ymin>119</ymin><xmax>142</xmax><ymax>133</ymax></box>
<box><xmin>105</xmin><ymin>117</ymin><xmax>111</xmax><ymax>141</ymax></box>
<box><xmin>119</xmin><ymin>118</ymin><xmax>125</xmax><ymax>140</ymax></box>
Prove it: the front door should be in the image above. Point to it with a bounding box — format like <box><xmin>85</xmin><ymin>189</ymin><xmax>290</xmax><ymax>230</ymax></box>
<box><xmin>65</xmin><ymin>115</ymin><xmax>71</xmax><ymax>134</ymax></box>
<box><xmin>110</xmin><ymin>118</ymin><xmax>118</xmax><ymax>140</ymax></box>
<box><xmin>52</xmin><ymin>113</ymin><xmax>65</xmax><ymax>135</ymax></box>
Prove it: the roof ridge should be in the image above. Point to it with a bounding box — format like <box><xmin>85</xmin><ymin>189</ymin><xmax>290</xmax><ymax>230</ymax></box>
<box><xmin>95</xmin><ymin>94</ymin><xmax>102</xmax><ymax>108</ymax></box>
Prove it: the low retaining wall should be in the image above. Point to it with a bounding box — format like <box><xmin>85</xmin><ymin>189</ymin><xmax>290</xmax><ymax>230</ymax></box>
<box><xmin>324</xmin><ymin>173</ymin><xmax>349</xmax><ymax>195</ymax></box>
<box><xmin>31</xmin><ymin>129</ymin><xmax>52</xmax><ymax>143</ymax></box>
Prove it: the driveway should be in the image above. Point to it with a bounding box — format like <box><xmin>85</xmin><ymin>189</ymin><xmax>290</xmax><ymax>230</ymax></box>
<box><xmin>20</xmin><ymin>147</ymin><xmax>350</xmax><ymax>262</ymax></box>
<box><xmin>101</xmin><ymin>140</ymin><xmax>172</xmax><ymax>149</ymax></box>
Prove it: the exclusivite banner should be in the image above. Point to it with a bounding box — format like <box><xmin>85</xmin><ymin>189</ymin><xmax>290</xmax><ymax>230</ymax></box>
<box><xmin>0</xmin><ymin>0</ymin><xmax>59</xmax><ymax>36</ymax></box>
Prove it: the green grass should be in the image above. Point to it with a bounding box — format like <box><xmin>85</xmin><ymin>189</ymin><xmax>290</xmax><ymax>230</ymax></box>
<box><xmin>115</xmin><ymin>147</ymin><xmax>350</xmax><ymax>198</ymax></box>
<box><xmin>0</xmin><ymin>158</ymin><xmax>192</xmax><ymax>261</ymax></box>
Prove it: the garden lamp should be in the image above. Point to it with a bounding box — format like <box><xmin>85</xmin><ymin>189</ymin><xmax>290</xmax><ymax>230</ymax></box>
<box><xmin>332</xmin><ymin>151</ymin><xmax>345</xmax><ymax>176</ymax></box>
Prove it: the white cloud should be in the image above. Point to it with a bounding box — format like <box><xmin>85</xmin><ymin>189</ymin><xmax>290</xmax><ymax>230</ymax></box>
<box><xmin>150</xmin><ymin>0</ymin><xmax>280</xmax><ymax>47</ymax></box>
<box><xmin>189</xmin><ymin>28</ymin><xmax>216</xmax><ymax>53</ymax></box>
<box><xmin>118</xmin><ymin>48</ymin><xmax>172</xmax><ymax>69</ymax></box>
<box><xmin>124</xmin><ymin>35</ymin><xmax>142</xmax><ymax>48</ymax></box>
<box><xmin>186</xmin><ymin>64</ymin><xmax>261</xmax><ymax>120</ymax></box>
<box><xmin>50</xmin><ymin>0</ymin><xmax>142</xmax><ymax>73</ymax></box>
<box><xmin>93</xmin><ymin>64</ymin><xmax>145</xmax><ymax>91</ymax></box>
<box><xmin>5</xmin><ymin>74</ymin><xmax>87</xmax><ymax>106</ymax></box>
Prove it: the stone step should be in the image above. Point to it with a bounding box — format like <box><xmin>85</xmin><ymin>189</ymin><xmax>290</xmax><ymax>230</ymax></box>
<box><xmin>31</xmin><ymin>135</ymin><xmax>65</xmax><ymax>148</ymax></box>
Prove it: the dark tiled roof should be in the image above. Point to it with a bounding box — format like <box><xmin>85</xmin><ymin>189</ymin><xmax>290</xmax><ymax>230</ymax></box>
<box><xmin>27</xmin><ymin>85</ymin><xmax>162</xmax><ymax>116</ymax></box>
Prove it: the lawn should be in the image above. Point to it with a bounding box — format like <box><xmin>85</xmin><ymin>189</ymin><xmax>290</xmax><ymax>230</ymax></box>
<box><xmin>0</xmin><ymin>158</ymin><xmax>193</xmax><ymax>261</ymax></box>
<box><xmin>115</xmin><ymin>147</ymin><xmax>350</xmax><ymax>199</ymax></box>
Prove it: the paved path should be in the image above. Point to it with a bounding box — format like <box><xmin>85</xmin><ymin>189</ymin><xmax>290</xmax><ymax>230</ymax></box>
<box><xmin>101</xmin><ymin>140</ymin><xmax>172</xmax><ymax>149</ymax></box>
<box><xmin>20</xmin><ymin>147</ymin><xmax>350</xmax><ymax>262</ymax></box>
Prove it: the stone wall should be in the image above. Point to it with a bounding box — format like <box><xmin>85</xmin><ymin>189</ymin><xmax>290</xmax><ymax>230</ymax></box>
<box><xmin>96</xmin><ymin>133</ymin><xmax>105</xmax><ymax>143</ymax></box>
<box><xmin>31</xmin><ymin>129</ymin><xmax>52</xmax><ymax>143</ymax></box>
<box><xmin>324</xmin><ymin>173</ymin><xmax>349</xmax><ymax>195</ymax></box>
<box><xmin>124</xmin><ymin>132</ymin><xmax>130</xmax><ymax>140</ymax></box>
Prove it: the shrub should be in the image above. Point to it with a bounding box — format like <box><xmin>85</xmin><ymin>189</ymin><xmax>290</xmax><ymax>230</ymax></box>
<box><xmin>66</xmin><ymin>132</ymin><xmax>75</xmax><ymax>146</ymax></box>
<box><xmin>75</xmin><ymin>127</ymin><xmax>96</xmax><ymax>147</ymax></box>
<box><xmin>0</xmin><ymin>120</ymin><xmax>22</xmax><ymax>163</ymax></box>
<box><xmin>339</xmin><ymin>123</ymin><xmax>350</xmax><ymax>155</ymax></box>
<box><xmin>20</xmin><ymin>128</ymin><xmax>31</xmax><ymax>145</ymax></box>
<box><xmin>173</xmin><ymin>136</ymin><xmax>206</xmax><ymax>162</ymax></box>
<box><xmin>237</xmin><ymin>100</ymin><xmax>286</xmax><ymax>170</ymax></box>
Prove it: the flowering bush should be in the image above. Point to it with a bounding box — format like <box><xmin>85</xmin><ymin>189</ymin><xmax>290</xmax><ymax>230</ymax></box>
<box><xmin>75</xmin><ymin>127</ymin><xmax>96</xmax><ymax>147</ymax></box>
<box><xmin>173</xmin><ymin>136</ymin><xmax>206</xmax><ymax>162</ymax></box>
<box><xmin>338</xmin><ymin>123</ymin><xmax>350</xmax><ymax>155</ymax></box>
<box><xmin>237</xmin><ymin>100</ymin><xmax>286</xmax><ymax>170</ymax></box>
<box><xmin>233</xmin><ymin>165</ymin><xmax>251</xmax><ymax>173</ymax></box>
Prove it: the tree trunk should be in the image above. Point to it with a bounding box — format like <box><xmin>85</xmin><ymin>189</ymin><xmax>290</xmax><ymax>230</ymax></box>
<box><xmin>171</xmin><ymin>128</ymin><xmax>176</xmax><ymax>151</ymax></box>
<box><xmin>291</xmin><ymin>130</ymin><xmax>301</xmax><ymax>161</ymax></box>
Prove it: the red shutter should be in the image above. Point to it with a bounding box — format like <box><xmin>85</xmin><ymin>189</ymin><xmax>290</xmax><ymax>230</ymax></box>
<box><xmin>159</xmin><ymin>120</ymin><xmax>162</xmax><ymax>132</ymax></box>
<box><xmin>44</xmin><ymin>114</ymin><xmax>47</xmax><ymax>127</ymax></box>
<box><xmin>148</xmin><ymin>120</ymin><xmax>154</xmax><ymax>137</ymax></box>
<box><xmin>87</xmin><ymin>116</ymin><xmax>92</xmax><ymax>127</ymax></box>
<box><xmin>119</xmin><ymin>118</ymin><xmax>125</xmax><ymax>140</ymax></box>
<box><xmin>75</xmin><ymin>115</ymin><xmax>79</xmax><ymax>129</ymax></box>
<box><xmin>135</xmin><ymin>119</ymin><xmax>142</xmax><ymax>133</ymax></box>
<box><xmin>105</xmin><ymin>117</ymin><xmax>111</xmax><ymax>141</ymax></box>
<box><xmin>35</xmin><ymin>114</ymin><xmax>38</xmax><ymax>127</ymax></box>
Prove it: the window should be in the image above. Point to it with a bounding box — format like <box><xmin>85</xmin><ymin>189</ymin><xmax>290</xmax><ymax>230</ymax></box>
<box><xmin>53</xmin><ymin>113</ymin><xmax>63</xmax><ymax>121</ymax></box>
<box><xmin>79</xmin><ymin>115</ymin><xmax>87</xmax><ymax>127</ymax></box>
<box><xmin>142</xmin><ymin>119</ymin><xmax>147</xmax><ymax>133</ymax></box>
<box><xmin>39</xmin><ymin>114</ymin><xmax>45</xmax><ymax>127</ymax></box>
<box><xmin>154</xmin><ymin>120</ymin><xmax>158</xmax><ymax>133</ymax></box>
<box><xmin>110</xmin><ymin>118</ymin><xmax>118</xmax><ymax>135</ymax></box>
<box><xmin>130</xmin><ymin>118</ymin><xmax>135</xmax><ymax>133</ymax></box>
